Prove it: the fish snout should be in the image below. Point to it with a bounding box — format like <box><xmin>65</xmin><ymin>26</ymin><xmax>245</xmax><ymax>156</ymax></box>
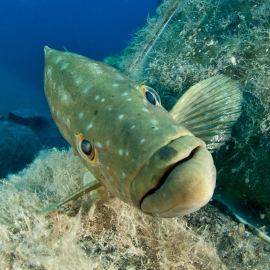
<box><xmin>131</xmin><ymin>136</ymin><xmax>216</xmax><ymax>217</ymax></box>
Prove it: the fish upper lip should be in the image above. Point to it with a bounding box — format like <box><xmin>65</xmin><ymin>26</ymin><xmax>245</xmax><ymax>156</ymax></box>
<box><xmin>130</xmin><ymin>135</ymin><xmax>185</xmax><ymax>186</ymax></box>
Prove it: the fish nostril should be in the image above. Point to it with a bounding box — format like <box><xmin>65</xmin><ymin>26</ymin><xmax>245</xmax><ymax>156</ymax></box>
<box><xmin>139</xmin><ymin>146</ymin><xmax>200</xmax><ymax>208</ymax></box>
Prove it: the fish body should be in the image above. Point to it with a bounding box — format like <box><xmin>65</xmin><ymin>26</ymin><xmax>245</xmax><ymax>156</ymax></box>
<box><xmin>43</xmin><ymin>46</ymin><xmax>242</xmax><ymax>217</ymax></box>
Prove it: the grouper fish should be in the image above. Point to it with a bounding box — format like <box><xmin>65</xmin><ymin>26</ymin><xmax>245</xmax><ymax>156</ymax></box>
<box><xmin>40</xmin><ymin>46</ymin><xmax>242</xmax><ymax>218</ymax></box>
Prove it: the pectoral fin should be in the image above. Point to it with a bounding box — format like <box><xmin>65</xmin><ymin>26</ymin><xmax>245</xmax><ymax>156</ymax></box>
<box><xmin>38</xmin><ymin>178</ymin><xmax>102</xmax><ymax>215</ymax></box>
<box><xmin>170</xmin><ymin>75</ymin><xmax>242</xmax><ymax>151</ymax></box>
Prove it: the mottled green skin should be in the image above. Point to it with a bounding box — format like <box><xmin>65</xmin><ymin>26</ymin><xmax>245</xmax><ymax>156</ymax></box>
<box><xmin>44</xmin><ymin>47</ymin><xmax>215</xmax><ymax>217</ymax></box>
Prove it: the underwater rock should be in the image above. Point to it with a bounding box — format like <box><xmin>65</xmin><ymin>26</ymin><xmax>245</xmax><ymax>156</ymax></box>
<box><xmin>8</xmin><ymin>108</ymin><xmax>49</xmax><ymax>127</ymax></box>
<box><xmin>115</xmin><ymin>0</ymin><xmax>270</xmax><ymax>232</ymax></box>
<box><xmin>8</xmin><ymin>109</ymin><xmax>69</xmax><ymax>149</ymax></box>
<box><xmin>0</xmin><ymin>120</ymin><xmax>42</xmax><ymax>178</ymax></box>
<box><xmin>33</xmin><ymin>118</ymin><xmax>69</xmax><ymax>149</ymax></box>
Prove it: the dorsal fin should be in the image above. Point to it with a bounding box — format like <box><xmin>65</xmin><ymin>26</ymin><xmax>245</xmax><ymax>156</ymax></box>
<box><xmin>170</xmin><ymin>75</ymin><xmax>242</xmax><ymax>151</ymax></box>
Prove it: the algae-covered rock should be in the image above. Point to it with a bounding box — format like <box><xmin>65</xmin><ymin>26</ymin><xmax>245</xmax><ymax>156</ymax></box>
<box><xmin>116</xmin><ymin>0</ymin><xmax>270</xmax><ymax>231</ymax></box>
<box><xmin>0</xmin><ymin>148</ymin><xmax>269</xmax><ymax>269</ymax></box>
<box><xmin>0</xmin><ymin>148</ymin><xmax>223</xmax><ymax>269</ymax></box>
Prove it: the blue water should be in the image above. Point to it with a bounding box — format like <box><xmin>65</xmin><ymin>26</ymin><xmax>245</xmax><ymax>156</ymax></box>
<box><xmin>0</xmin><ymin>0</ymin><xmax>158</xmax><ymax>114</ymax></box>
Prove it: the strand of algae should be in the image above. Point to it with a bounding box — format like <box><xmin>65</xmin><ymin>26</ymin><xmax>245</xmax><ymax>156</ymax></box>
<box><xmin>127</xmin><ymin>0</ymin><xmax>186</xmax><ymax>78</ymax></box>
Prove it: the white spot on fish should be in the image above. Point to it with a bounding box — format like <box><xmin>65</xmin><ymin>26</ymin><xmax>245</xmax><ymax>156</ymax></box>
<box><xmin>60</xmin><ymin>62</ymin><xmax>69</xmax><ymax>70</ymax></box>
<box><xmin>106</xmin><ymin>140</ymin><xmax>110</xmax><ymax>146</ymax></box>
<box><xmin>46</xmin><ymin>67</ymin><xmax>52</xmax><ymax>76</ymax></box>
<box><xmin>121</xmin><ymin>172</ymin><xmax>126</xmax><ymax>178</ymax></box>
<box><xmin>55</xmin><ymin>56</ymin><xmax>62</xmax><ymax>64</ymax></box>
<box><xmin>151</xmin><ymin>119</ymin><xmax>158</xmax><ymax>125</ymax></box>
<box><xmin>140</xmin><ymin>139</ymin><xmax>145</xmax><ymax>144</ymax></box>
<box><xmin>101</xmin><ymin>98</ymin><xmax>105</xmax><ymax>102</ymax></box>
<box><xmin>79</xmin><ymin>112</ymin><xmax>84</xmax><ymax>119</ymax></box>
<box><xmin>142</xmin><ymin>108</ymin><xmax>148</xmax><ymax>112</ymax></box>
<box><xmin>83</xmin><ymin>87</ymin><xmax>90</xmax><ymax>94</ymax></box>
<box><xmin>86</xmin><ymin>123</ymin><xmax>93</xmax><ymax>130</ymax></box>
<box><xmin>61</xmin><ymin>93</ymin><xmax>68</xmax><ymax>102</ymax></box>
<box><xmin>118</xmin><ymin>149</ymin><xmax>123</xmax><ymax>156</ymax></box>
<box><xmin>95</xmin><ymin>68</ymin><xmax>103</xmax><ymax>74</ymax></box>
<box><xmin>108</xmin><ymin>108</ymin><xmax>112</xmax><ymax>111</ymax></box>
<box><xmin>118</xmin><ymin>115</ymin><xmax>124</xmax><ymax>119</ymax></box>
<box><xmin>153</xmin><ymin>127</ymin><xmax>159</xmax><ymax>130</ymax></box>
<box><xmin>131</xmin><ymin>125</ymin><xmax>135</xmax><ymax>129</ymax></box>
<box><xmin>126</xmin><ymin>151</ymin><xmax>129</xmax><ymax>156</ymax></box>
<box><xmin>113</xmin><ymin>83</ymin><xmax>119</xmax><ymax>87</ymax></box>
<box><xmin>96</xmin><ymin>142</ymin><xmax>102</xmax><ymax>148</ymax></box>
<box><xmin>90</xmin><ymin>64</ymin><xmax>103</xmax><ymax>74</ymax></box>
<box><xmin>95</xmin><ymin>95</ymin><xmax>100</xmax><ymax>100</ymax></box>
<box><xmin>127</xmin><ymin>98</ymin><xmax>132</xmax><ymax>101</ymax></box>
<box><xmin>75</xmin><ymin>77</ymin><xmax>83</xmax><ymax>85</ymax></box>
<box><xmin>122</xmin><ymin>92</ymin><xmax>128</xmax><ymax>96</ymax></box>
<box><xmin>66</xmin><ymin>119</ymin><xmax>70</xmax><ymax>128</ymax></box>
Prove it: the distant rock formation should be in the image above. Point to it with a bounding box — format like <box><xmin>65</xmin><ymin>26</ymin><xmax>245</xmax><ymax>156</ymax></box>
<box><xmin>8</xmin><ymin>108</ymin><xmax>49</xmax><ymax>127</ymax></box>
<box><xmin>0</xmin><ymin>120</ymin><xmax>42</xmax><ymax>178</ymax></box>
<box><xmin>0</xmin><ymin>108</ymin><xmax>68</xmax><ymax>178</ymax></box>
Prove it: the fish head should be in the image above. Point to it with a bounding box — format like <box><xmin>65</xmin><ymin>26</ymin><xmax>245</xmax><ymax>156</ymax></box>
<box><xmin>44</xmin><ymin>46</ymin><xmax>216</xmax><ymax>217</ymax></box>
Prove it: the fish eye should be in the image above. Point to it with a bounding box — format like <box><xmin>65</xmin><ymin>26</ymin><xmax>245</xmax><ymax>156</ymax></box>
<box><xmin>76</xmin><ymin>133</ymin><xmax>97</xmax><ymax>164</ymax></box>
<box><xmin>140</xmin><ymin>85</ymin><xmax>161</xmax><ymax>106</ymax></box>
<box><xmin>145</xmin><ymin>91</ymin><xmax>157</xmax><ymax>105</ymax></box>
<box><xmin>81</xmin><ymin>139</ymin><xmax>94</xmax><ymax>157</ymax></box>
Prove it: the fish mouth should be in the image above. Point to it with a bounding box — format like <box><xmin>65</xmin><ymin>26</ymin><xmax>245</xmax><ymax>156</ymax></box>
<box><xmin>141</xmin><ymin>147</ymin><xmax>198</xmax><ymax>200</ymax></box>
<box><xmin>130</xmin><ymin>135</ymin><xmax>216</xmax><ymax>217</ymax></box>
